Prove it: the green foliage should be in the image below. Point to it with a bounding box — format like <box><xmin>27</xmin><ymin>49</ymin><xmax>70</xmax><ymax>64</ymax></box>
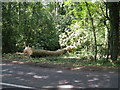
<box><xmin>2</xmin><ymin>2</ymin><xmax>60</xmax><ymax>53</ymax></box>
<box><xmin>2</xmin><ymin>2</ymin><xmax>119</xmax><ymax>62</ymax></box>
<box><xmin>59</xmin><ymin>2</ymin><xmax>109</xmax><ymax>59</ymax></box>
<box><xmin>3</xmin><ymin>53</ymin><xmax>119</xmax><ymax>67</ymax></box>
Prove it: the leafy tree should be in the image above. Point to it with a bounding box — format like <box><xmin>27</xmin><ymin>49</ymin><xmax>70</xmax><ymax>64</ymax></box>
<box><xmin>2</xmin><ymin>2</ymin><xmax>60</xmax><ymax>53</ymax></box>
<box><xmin>2</xmin><ymin>2</ymin><xmax>18</xmax><ymax>53</ymax></box>
<box><xmin>59</xmin><ymin>2</ymin><xmax>109</xmax><ymax>60</ymax></box>
<box><xmin>85</xmin><ymin>2</ymin><xmax>97</xmax><ymax>61</ymax></box>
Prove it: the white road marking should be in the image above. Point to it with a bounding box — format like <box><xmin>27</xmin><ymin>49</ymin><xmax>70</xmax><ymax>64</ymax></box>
<box><xmin>0</xmin><ymin>82</ymin><xmax>35</xmax><ymax>89</ymax></box>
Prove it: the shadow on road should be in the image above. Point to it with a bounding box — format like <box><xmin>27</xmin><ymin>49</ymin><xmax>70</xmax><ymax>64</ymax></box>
<box><xmin>1</xmin><ymin>62</ymin><xmax>119</xmax><ymax>89</ymax></box>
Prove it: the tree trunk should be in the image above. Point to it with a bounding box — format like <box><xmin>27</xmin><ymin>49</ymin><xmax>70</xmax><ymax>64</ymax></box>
<box><xmin>23</xmin><ymin>46</ymin><xmax>75</xmax><ymax>57</ymax></box>
<box><xmin>108</xmin><ymin>2</ymin><xmax>119</xmax><ymax>61</ymax></box>
<box><xmin>85</xmin><ymin>2</ymin><xmax>97</xmax><ymax>61</ymax></box>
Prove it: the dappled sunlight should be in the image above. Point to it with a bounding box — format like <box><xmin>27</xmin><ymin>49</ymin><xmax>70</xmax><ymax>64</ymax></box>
<box><xmin>15</xmin><ymin>77</ymin><xmax>21</xmax><ymax>79</ymax></box>
<box><xmin>58</xmin><ymin>80</ymin><xmax>70</xmax><ymax>84</ymax></box>
<box><xmin>42</xmin><ymin>85</ymin><xmax>84</xmax><ymax>89</ymax></box>
<box><xmin>56</xmin><ymin>70</ymin><xmax>63</xmax><ymax>73</ymax></box>
<box><xmin>12</xmin><ymin>61</ymin><xmax>25</xmax><ymax>64</ymax></box>
<box><xmin>109</xmin><ymin>71</ymin><xmax>115</xmax><ymax>74</ymax></box>
<box><xmin>74</xmin><ymin>80</ymin><xmax>81</xmax><ymax>83</ymax></box>
<box><xmin>2</xmin><ymin>69</ymin><xmax>9</xmax><ymax>72</ymax></box>
<box><xmin>88</xmin><ymin>77</ymin><xmax>99</xmax><ymax>82</ymax></box>
<box><xmin>42</xmin><ymin>85</ymin><xmax>55</xmax><ymax>88</ymax></box>
<box><xmin>57</xmin><ymin>85</ymin><xmax>74</xmax><ymax>88</ymax></box>
<box><xmin>1</xmin><ymin>63</ymin><xmax>13</xmax><ymax>66</ymax></box>
<box><xmin>59</xmin><ymin>56</ymin><xmax>80</xmax><ymax>60</ymax></box>
<box><xmin>18</xmin><ymin>71</ymin><xmax>24</xmax><ymax>75</ymax></box>
<box><xmin>8</xmin><ymin>70</ymin><xmax>14</xmax><ymax>73</ymax></box>
<box><xmin>71</xmin><ymin>67</ymin><xmax>84</xmax><ymax>70</ymax></box>
<box><xmin>62</xmin><ymin>56</ymin><xmax>80</xmax><ymax>59</ymax></box>
<box><xmin>2</xmin><ymin>62</ymin><xmax>118</xmax><ymax>88</ymax></box>
<box><xmin>2</xmin><ymin>74</ymin><xmax>12</xmax><ymax>77</ymax></box>
<box><xmin>33</xmin><ymin>75</ymin><xmax>49</xmax><ymax>79</ymax></box>
<box><xmin>19</xmin><ymin>78</ymin><xmax>25</xmax><ymax>81</ymax></box>
<box><xmin>103</xmin><ymin>74</ymin><xmax>110</xmax><ymax>78</ymax></box>
<box><xmin>1</xmin><ymin>63</ymin><xmax>7</xmax><ymax>66</ymax></box>
<box><xmin>26</xmin><ymin>72</ymin><xmax>36</xmax><ymax>75</ymax></box>
<box><xmin>88</xmin><ymin>84</ymin><xmax>99</xmax><ymax>88</ymax></box>
<box><xmin>1</xmin><ymin>1</ymin><xmax>119</xmax><ymax>88</ymax></box>
<box><xmin>2</xmin><ymin>69</ymin><xmax>13</xmax><ymax>77</ymax></box>
<box><xmin>86</xmin><ymin>74</ymin><xmax>99</xmax><ymax>77</ymax></box>
<box><xmin>86</xmin><ymin>73</ymin><xmax>115</xmax><ymax>88</ymax></box>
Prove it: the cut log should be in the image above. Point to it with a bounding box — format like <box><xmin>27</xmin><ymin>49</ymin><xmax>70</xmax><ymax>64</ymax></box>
<box><xmin>23</xmin><ymin>46</ymin><xmax>75</xmax><ymax>57</ymax></box>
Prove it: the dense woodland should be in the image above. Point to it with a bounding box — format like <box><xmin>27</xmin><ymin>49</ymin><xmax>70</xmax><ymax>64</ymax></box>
<box><xmin>2</xmin><ymin>2</ymin><xmax>119</xmax><ymax>62</ymax></box>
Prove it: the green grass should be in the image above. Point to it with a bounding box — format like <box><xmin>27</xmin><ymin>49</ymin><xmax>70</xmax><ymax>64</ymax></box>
<box><xmin>2</xmin><ymin>53</ymin><xmax>120</xmax><ymax>67</ymax></box>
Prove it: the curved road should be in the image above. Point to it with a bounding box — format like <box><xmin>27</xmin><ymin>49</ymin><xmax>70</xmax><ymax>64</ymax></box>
<box><xmin>1</xmin><ymin>62</ymin><xmax>119</xmax><ymax>89</ymax></box>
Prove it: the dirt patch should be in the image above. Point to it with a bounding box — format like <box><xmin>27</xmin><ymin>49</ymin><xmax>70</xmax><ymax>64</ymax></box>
<box><xmin>2</xmin><ymin>59</ymin><xmax>119</xmax><ymax>72</ymax></box>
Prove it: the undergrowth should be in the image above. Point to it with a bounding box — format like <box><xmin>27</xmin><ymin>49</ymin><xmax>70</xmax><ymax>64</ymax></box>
<box><xmin>2</xmin><ymin>53</ymin><xmax>120</xmax><ymax>67</ymax></box>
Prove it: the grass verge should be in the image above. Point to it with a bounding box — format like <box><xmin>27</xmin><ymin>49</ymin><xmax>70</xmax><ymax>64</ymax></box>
<box><xmin>2</xmin><ymin>53</ymin><xmax>120</xmax><ymax>68</ymax></box>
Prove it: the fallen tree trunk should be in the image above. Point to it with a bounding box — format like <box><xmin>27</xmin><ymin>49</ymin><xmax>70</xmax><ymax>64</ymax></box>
<box><xmin>23</xmin><ymin>46</ymin><xmax>75</xmax><ymax>57</ymax></box>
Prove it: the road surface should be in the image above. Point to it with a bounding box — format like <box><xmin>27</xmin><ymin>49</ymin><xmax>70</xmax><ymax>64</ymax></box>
<box><xmin>1</xmin><ymin>62</ymin><xmax>119</xmax><ymax>89</ymax></box>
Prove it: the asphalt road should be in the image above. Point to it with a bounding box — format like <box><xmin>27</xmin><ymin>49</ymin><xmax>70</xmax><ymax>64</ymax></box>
<box><xmin>1</xmin><ymin>62</ymin><xmax>119</xmax><ymax>89</ymax></box>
